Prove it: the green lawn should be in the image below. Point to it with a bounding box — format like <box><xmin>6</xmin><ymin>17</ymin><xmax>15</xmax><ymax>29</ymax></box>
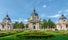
<box><xmin>0</xmin><ymin>30</ymin><xmax>68</xmax><ymax>40</ymax></box>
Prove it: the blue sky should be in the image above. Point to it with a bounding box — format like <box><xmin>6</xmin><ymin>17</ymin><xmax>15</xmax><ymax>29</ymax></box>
<box><xmin>0</xmin><ymin>0</ymin><xmax>68</xmax><ymax>24</ymax></box>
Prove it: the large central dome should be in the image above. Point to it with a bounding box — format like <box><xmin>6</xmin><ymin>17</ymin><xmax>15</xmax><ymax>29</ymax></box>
<box><xmin>31</xmin><ymin>9</ymin><xmax>38</xmax><ymax>16</ymax></box>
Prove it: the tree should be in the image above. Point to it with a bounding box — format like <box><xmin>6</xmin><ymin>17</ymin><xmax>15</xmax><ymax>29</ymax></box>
<box><xmin>47</xmin><ymin>19</ymin><xmax>55</xmax><ymax>28</ymax></box>
<box><xmin>13</xmin><ymin>21</ymin><xmax>24</xmax><ymax>29</ymax></box>
<box><xmin>13</xmin><ymin>21</ymin><xmax>19</xmax><ymax>29</ymax></box>
<box><xmin>19</xmin><ymin>21</ymin><xmax>24</xmax><ymax>29</ymax></box>
<box><xmin>41</xmin><ymin>19</ymin><xmax>47</xmax><ymax>29</ymax></box>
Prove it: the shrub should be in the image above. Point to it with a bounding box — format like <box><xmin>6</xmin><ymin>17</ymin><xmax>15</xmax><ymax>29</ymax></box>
<box><xmin>16</xmin><ymin>30</ymin><xmax>54</xmax><ymax>38</ymax></box>
<box><xmin>0</xmin><ymin>32</ymin><xmax>7</xmax><ymax>37</ymax></box>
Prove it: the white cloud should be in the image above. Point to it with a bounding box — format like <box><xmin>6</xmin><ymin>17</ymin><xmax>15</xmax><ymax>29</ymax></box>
<box><xmin>42</xmin><ymin>5</ymin><xmax>47</xmax><ymax>8</ymax></box>
<box><xmin>58</xmin><ymin>9</ymin><xmax>68</xmax><ymax>16</ymax></box>
<box><xmin>40</xmin><ymin>14</ymin><xmax>45</xmax><ymax>18</ymax></box>
<box><xmin>58</xmin><ymin>10</ymin><xmax>62</xmax><ymax>13</ymax></box>
<box><xmin>23</xmin><ymin>19</ymin><xmax>28</xmax><ymax>22</ymax></box>
<box><xmin>58</xmin><ymin>9</ymin><xmax>68</xmax><ymax>13</ymax></box>
<box><xmin>47</xmin><ymin>14</ymin><xmax>61</xmax><ymax>18</ymax></box>
<box><xmin>12</xmin><ymin>17</ymin><xmax>28</xmax><ymax>24</ymax></box>
<box><xmin>47</xmin><ymin>9</ymin><xmax>68</xmax><ymax>18</ymax></box>
<box><xmin>23</xmin><ymin>19</ymin><xmax>28</xmax><ymax>24</ymax></box>
<box><xmin>48</xmin><ymin>0</ymin><xmax>54</xmax><ymax>1</ymax></box>
<box><xmin>65</xmin><ymin>9</ymin><xmax>68</xmax><ymax>12</ymax></box>
<box><xmin>12</xmin><ymin>19</ymin><xmax>23</xmax><ymax>23</ymax></box>
<box><xmin>64</xmin><ymin>9</ymin><xmax>68</xmax><ymax>13</ymax></box>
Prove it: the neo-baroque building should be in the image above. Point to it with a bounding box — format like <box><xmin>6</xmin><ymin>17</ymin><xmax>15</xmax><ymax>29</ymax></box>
<box><xmin>27</xmin><ymin>9</ymin><xmax>40</xmax><ymax>30</ymax></box>
<box><xmin>56</xmin><ymin>14</ymin><xmax>68</xmax><ymax>30</ymax></box>
<box><xmin>0</xmin><ymin>15</ymin><xmax>13</xmax><ymax>30</ymax></box>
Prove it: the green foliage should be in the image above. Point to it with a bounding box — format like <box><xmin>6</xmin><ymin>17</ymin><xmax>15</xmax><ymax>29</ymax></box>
<box><xmin>41</xmin><ymin>19</ymin><xmax>56</xmax><ymax>29</ymax></box>
<box><xmin>19</xmin><ymin>22</ymin><xmax>24</xmax><ymax>28</ymax></box>
<box><xmin>16</xmin><ymin>30</ymin><xmax>54</xmax><ymax>38</ymax></box>
<box><xmin>47</xmin><ymin>19</ymin><xmax>56</xmax><ymax>28</ymax></box>
<box><xmin>0</xmin><ymin>30</ymin><xmax>68</xmax><ymax>40</ymax></box>
<box><xmin>13</xmin><ymin>21</ymin><xmax>19</xmax><ymax>28</ymax></box>
<box><xmin>41</xmin><ymin>19</ymin><xmax>47</xmax><ymax>29</ymax></box>
<box><xmin>0</xmin><ymin>30</ymin><xmax>23</xmax><ymax>37</ymax></box>
<box><xmin>13</xmin><ymin>21</ymin><xmax>24</xmax><ymax>29</ymax></box>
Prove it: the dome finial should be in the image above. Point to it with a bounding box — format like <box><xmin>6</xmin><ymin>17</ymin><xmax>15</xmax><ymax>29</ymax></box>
<box><xmin>6</xmin><ymin>11</ymin><xmax>9</xmax><ymax>17</ymax></box>
<box><xmin>6</xmin><ymin>14</ymin><xmax>8</xmax><ymax>17</ymax></box>
<box><xmin>59</xmin><ymin>13</ymin><xmax>67</xmax><ymax>19</ymax></box>
<box><xmin>61</xmin><ymin>13</ymin><xmax>64</xmax><ymax>16</ymax></box>
<box><xmin>31</xmin><ymin>8</ymin><xmax>38</xmax><ymax>16</ymax></box>
<box><xmin>33</xmin><ymin>8</ymin><xmax>36</xmax><ymax>13</ymax></box>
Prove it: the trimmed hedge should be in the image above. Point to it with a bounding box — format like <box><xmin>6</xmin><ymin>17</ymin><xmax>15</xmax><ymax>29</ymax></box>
<box><xmin>16</xmin><ymin>30</ymin><xmax>54</xmax><ymax>38</ymax></box>
<box><xmin>0</xmin><ymin>30</ymin><xmax>23</xmax><ymax>37</ymax></box>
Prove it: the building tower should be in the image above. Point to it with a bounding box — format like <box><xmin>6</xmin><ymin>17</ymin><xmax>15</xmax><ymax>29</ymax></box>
<box><xmin>0</xmin><ymin>15</ymin><xmax>13</xmax><ymax>30</ymax></box>
<box><xmin>56</xmin><ymin>14</ymin><xmax>68</xmax><ymax>30</ymax></box>
<box><xmin>27</xmin><ymin>9</ymin><xmax>40</xmax><ymax>30</ymax></box>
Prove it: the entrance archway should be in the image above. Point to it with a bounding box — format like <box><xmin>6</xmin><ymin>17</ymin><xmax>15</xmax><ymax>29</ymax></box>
<box><xmin>33</xmin><ymin>26</ymin><xmax>35</xmax><ymax>29</ymax></box>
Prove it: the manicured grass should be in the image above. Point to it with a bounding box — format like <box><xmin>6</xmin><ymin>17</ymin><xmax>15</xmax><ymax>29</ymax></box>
<box><xmin>0</xmin><ymin>30</ymin><xmax>68</xmax><ymax>40</ymax></box>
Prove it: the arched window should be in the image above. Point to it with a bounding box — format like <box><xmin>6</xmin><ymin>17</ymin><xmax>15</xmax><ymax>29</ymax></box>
<box><xmin>2</xmin><ymin>25</ymin><xmax>4</xmax><ymax>28</ymax></box>
<box><xmin>33</xmin><ymin>26</ymin><xmax>35</xmax><ymax>29</ymax></box>
<box><xmin>66</xmin><ymin>24</ymin><xmax>68</xmax><ymax>28</ymax></box>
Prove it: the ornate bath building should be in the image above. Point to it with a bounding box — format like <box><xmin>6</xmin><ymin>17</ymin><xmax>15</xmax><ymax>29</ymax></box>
<box><xmin>27</xmin><ymin>9</ymin><xmax>41</xmax><ymax>30</ymax></box>
<box><xmin>56</xmin><ymin>14</ymin><xmax>68</xmax><ymax>30</ymax></box>
<box><xmin>0</xmin><ymin>15</ymin><xmax>13</xmax><ymax>30</ymax></box>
